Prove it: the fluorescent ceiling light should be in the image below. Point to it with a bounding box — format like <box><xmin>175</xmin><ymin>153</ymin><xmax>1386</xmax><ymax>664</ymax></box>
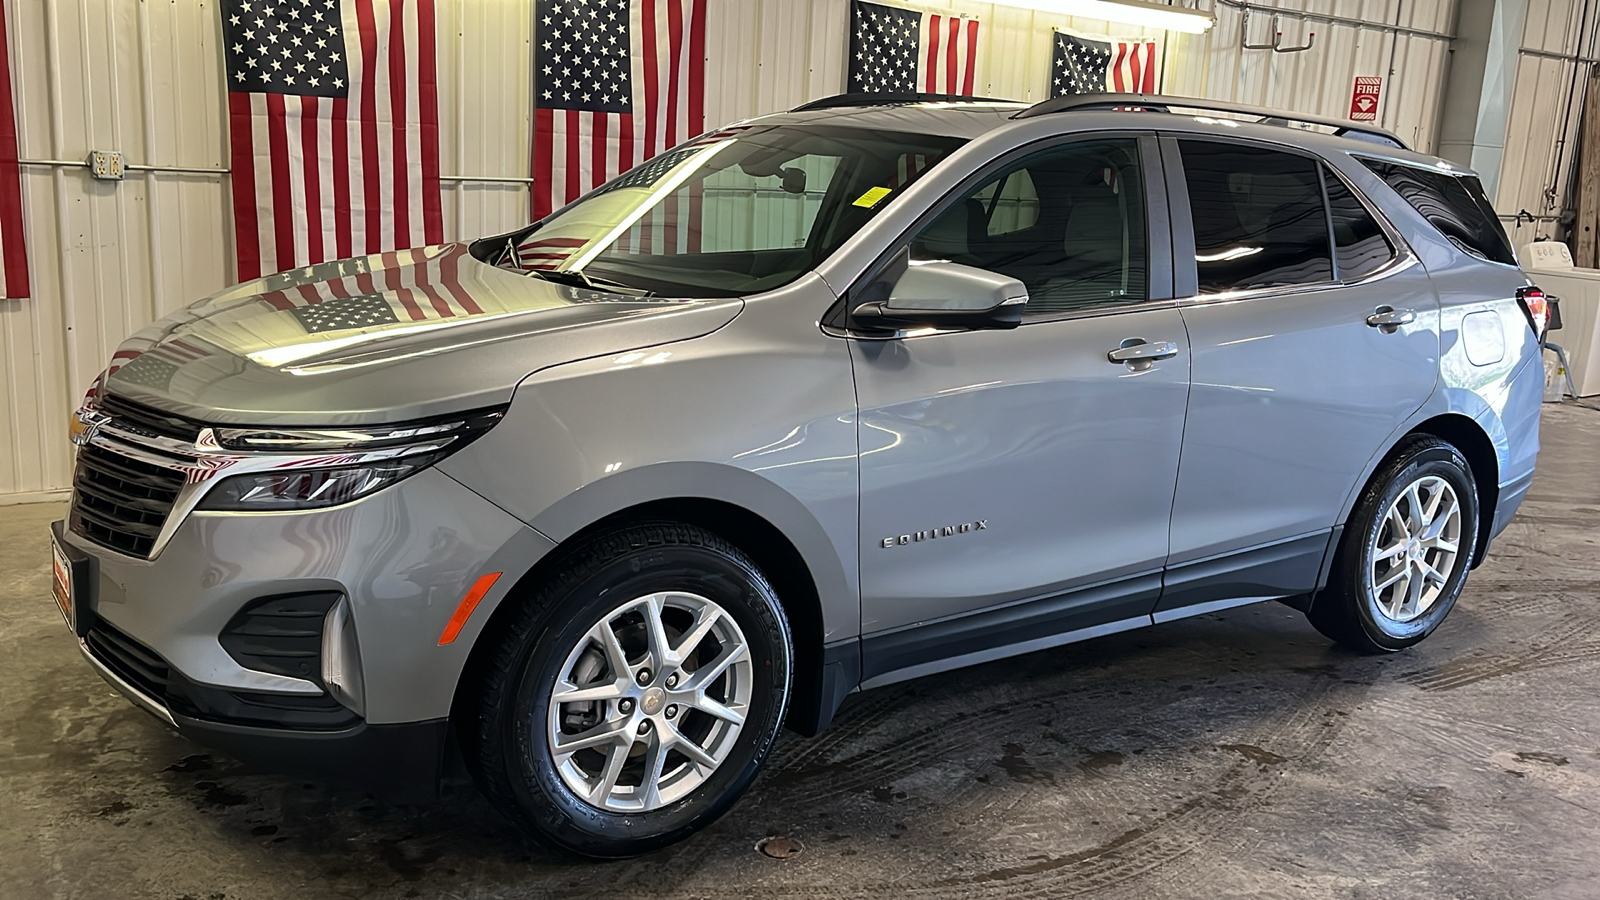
<box><xmin>996</xmin><ymin>0</ymin><xmax>1214</xmax><ymax>34</ymax></box>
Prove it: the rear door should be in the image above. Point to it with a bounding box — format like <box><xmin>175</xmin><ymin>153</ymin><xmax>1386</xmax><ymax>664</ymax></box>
<box><xmin>852</xmin><ymin>134</ymin><xmax>1190</xmax><ymax>684</ymax></box>
<box><xmin>1157</xmin><ymin>135</ymin><xmax>1440</xmax><ymax>618</ymax></box>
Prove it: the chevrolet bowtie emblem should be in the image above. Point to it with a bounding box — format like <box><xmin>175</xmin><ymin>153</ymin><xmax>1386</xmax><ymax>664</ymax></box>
<box><xmin>70</xmin><ymin>408</ymin><xmax>111</xmax><ymax>448</ymax></box>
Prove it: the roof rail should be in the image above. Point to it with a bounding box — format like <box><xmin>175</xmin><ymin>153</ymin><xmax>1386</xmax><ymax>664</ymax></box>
<box><xmin>792</xmin><ymin>92</ymin><xmax>1019</xmax><ymax>112</ymax></box>
<box><xmin>1012</xmin><ymin>93</ymin><xmax>1408</xmax><ymax>150</ymax></box>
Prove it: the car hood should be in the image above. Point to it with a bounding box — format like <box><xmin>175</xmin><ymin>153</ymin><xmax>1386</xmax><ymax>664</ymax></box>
<box><xmin>100</xmin><ymin>244</ymin><xmax>742</xmax><ymax>425</ymax></box>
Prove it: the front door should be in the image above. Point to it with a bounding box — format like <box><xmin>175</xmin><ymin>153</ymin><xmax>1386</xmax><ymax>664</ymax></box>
<box><xmin>1158</xmin><ymin>136</ymin><xmax>1440</xmax><ymax>616</ymax></box>
<box><xmin>851</xmin><ymin>135</ymin><xmax>1190</xmax><ymax>685</ymax></box>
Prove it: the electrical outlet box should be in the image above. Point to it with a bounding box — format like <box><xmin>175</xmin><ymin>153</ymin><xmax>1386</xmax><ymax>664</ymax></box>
<box><xmin>87</xmin><ymin>150</ymin><xmax>125</xmax><ymax>181</ymax></box>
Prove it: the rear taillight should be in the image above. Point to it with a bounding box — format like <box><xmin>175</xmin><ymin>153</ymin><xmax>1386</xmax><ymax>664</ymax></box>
<box><xmin>1517</xmin><ymin>287</ymin><xmax>1550</xmax><ymax>341</ymax></box>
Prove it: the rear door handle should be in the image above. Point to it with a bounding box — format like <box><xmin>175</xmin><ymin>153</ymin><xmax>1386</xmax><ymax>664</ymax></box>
<box><xmin>1366</xmin><ymin>306</ymin><xmax>1416</xmax><ymax>331</ymax></box>
<box><xmin>1107</xmin><ymin>339</ymin><xmax>1180</xmax><ymax>363</ymax></box>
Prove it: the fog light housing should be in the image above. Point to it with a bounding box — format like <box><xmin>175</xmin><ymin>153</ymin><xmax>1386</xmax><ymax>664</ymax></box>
<box><xmin>322</xmin><ymin>597</ymin><xmax>366</xmax><ymax>717</ymax></box>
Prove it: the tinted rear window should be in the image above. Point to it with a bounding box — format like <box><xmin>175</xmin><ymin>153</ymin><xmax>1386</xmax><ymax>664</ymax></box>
<box><xmin>1323</xmin><ymin>167</ymin><xmax>1394</xmax><ymax>281</ymax></box>
<box><xmin>1179</xmin><ymin>141</ymin><xmax>1332</xmax><ymax>293</ymax></box>
<box><xmin>1359</xmin><ymin>160</ymin><xmax>1515</xmax><ymax>266</ymax></box>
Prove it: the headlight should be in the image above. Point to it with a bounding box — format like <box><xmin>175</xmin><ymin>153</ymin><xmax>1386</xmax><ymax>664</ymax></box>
<box><xmin>197</xmin><ymin>407</ymin><xmax>504</xmax><ymax>512</ymax></box>
<box><xmin>212</xmin><ymin>407</ymin><xmax>505</xmax><ymax>452</ymax></box>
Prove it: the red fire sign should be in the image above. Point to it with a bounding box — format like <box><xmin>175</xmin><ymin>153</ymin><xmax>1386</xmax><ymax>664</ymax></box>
<box><xmin>1349</xmin><ymin>76</ymin><xmax>1382</xmax><ymax>121</ymax></box>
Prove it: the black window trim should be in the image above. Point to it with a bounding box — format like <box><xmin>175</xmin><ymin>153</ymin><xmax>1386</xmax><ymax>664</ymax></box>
<box><xmin>1348</xmin><ymin>153</ymin><xmax>1520</xmax><ymax>270</ymax></box>
<box><xmin>1163</xmin><ymin>133</ymin><xmax>1417</xmax><ymax>306</ymax></box>
<box><xmin>825</xmin><ymin>130</ymin><xmax>1173</xmax><ymax>339</ymax></box>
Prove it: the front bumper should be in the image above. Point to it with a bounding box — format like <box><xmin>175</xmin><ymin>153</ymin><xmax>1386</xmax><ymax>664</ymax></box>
<box><xmin>75</xmin><ymin>623</ymin><xmax>449</xmax><ymax>800</ymax></box>
<box><xmin>58</xmin><ymin>467</ymin><xmax>553</xmax><ymax>795</ymax></box>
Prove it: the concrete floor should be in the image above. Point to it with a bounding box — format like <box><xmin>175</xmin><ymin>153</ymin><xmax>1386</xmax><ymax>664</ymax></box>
<box><xmin>3</xmin><ymin>404</ymin><xmax>1599</xmax><ymax>900</ymax></box>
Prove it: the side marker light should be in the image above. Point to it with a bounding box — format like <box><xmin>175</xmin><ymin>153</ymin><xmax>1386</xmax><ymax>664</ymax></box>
<box><xmin>439</xmin><ymin>572</ymin><xmax>503</xmax><ymax>645</ymax></box>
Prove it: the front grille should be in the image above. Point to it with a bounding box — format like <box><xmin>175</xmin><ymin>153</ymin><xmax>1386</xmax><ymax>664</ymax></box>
<box><xmin>85</xmin><ymin>619</ymin><xmax>171</xmax><ymax>703</ymax></box>
<box><xmin>69</xmin><ymin>443</ymin><xmax>185</xmax><ymax>558</ymax></box>
<box><xmin>98</xmin><ymin>393</ymin><xmax>204</xmax><ymax>442</ymax></box>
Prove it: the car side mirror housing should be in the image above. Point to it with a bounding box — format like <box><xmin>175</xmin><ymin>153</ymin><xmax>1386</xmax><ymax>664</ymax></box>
<box><xmin>851</xmin><ymin>260</ymin><xmax>1028</xmax><ymax>332</ymax></box>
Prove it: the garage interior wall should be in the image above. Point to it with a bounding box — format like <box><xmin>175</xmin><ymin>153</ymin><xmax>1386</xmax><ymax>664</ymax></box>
<box><xmin>0</xmin><ymin>0</ymin><xmax>1571</xmax><ymax>500</ymax></box>
<box><xmin>1495</xmin><ymin>0</ymin><xmax>1600</xmax><ymax>250</ymax></box>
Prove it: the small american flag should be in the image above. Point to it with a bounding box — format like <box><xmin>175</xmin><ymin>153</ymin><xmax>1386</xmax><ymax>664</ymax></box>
<box><xmin>255</xmin><ymin>245</ymin><xmax>485</xmax><ymax>334</ymax></box>
<box><xmin>112</xmin><ymin>355</ymin><xmax>182</xmax><ymax>393</ymax></box>
<box><xmin>0</xmin><ymin>0</ymin><xmax>28</xmax><ymax>299</ymax></box>
<box><xmin>1052</xmin><ymin>31</ymin><xmax>1157</xmax><ymax>96</ymax></box>
<box><xmin>531</xmin><ymin>0</ymin><xmax>706</xmax><ymax>221</ymax></box>
<box><xmin>220</xmin><ymin>0</ymin><xmax>444</xmax><ymax>282</ymax></box>
<box><xmin>848</xmin><ymin>1</ymin><xmax>980</xmax><ymax>96</ymax></box>
<box><xmin>289</xmin><ymin>292</ymin><xmax>399</xmax><ymax>333</ymax></box>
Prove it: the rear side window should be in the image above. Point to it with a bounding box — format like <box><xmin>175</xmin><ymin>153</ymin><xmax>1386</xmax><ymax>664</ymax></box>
<box><xmin>1179</xmin><ymin>141</ymin><xmax>1332</xmax><ymax>293</ymax></box>
<box><xmin>1323</xmin><ymin>167</ymin><xmax>1394</xmax><ymax>281</ymax></box>
<box><xmin>1358</xmin><ymin>160</ymin><xmax>1516</xmax><ymax>266</ymax></box>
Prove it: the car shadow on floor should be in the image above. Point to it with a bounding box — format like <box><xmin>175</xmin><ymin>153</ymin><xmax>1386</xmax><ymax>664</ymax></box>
<box><xmin>146</xmin><ymin>602</ymin><xmax>1415</xmax><ymax>896</ymax></box>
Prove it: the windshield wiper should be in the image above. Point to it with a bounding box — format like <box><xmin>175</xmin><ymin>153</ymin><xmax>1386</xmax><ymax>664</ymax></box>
<box><xmin>501</xmin><ymin>235</ymin><xmax>523</xmax><ymax>269</ymax></box>
<box><xmin>524</xmin><ymin>266</ymin><xmax>655</xmax><ymax>298</ymax></box>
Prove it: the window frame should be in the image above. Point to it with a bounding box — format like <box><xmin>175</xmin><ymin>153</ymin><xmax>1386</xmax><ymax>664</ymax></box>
<box><xmin>1162</xmin><ymin>134</ymin><xmax>1414</xmax><ymax>305</ymax></box>
<box><xmin>829</xmin><ymin>131</ymin><xmax>1173</xmax><ymax>337</ymax></box>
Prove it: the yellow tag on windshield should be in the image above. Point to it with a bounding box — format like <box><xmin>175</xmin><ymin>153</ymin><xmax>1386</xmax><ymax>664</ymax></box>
<box><xmin>852</xmin><ymin>186</ymin><xmax>893</xmax><ymax>208</ymax></box>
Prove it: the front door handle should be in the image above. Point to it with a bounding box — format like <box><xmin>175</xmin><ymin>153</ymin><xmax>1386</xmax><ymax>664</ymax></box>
<box><xmin>1107</xmin><ymin>339</ymin><xmax>1180</xmax><ymax>364</ymax></box>
<box><xmin>1366</xmin><ymin>306</ymin><xmax>1416</xmax><ymax>332</ymax></box>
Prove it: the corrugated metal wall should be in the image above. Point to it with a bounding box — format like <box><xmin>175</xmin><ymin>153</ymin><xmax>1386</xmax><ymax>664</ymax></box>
<box><xmin>1497</xmin><ymin>0</ymin><xmax>1600</xmax><ymax>250</ymax></box>
<box><xmin>0</xmin><ymin>0</ymin><xmax>1571</xmax><ymax>499</ymax></box>
<box><xmin>1</xmin><ymin>0</ymin><xmax>536</xmax><ymax>500</ymax></box>
<box><xmin>3</xmin><ymin>0</ymin><xmax>232</xmax><ymax>502</ymax></box>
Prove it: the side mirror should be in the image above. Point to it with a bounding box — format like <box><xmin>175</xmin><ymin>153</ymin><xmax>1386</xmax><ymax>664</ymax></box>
<box><xmin>851</xmin><ymin>260</ymin><xmax>1028</xmax><ymax>332</ymax></box>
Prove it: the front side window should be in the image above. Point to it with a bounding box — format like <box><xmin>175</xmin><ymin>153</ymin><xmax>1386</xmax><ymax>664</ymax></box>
<box><xmin>481</xmin><ymin>125</ymin><xmax>966</xmax><ymax>298</ymax></box>
<box><xmin>908</xmin><ymin>138</ymin><xmax>1148</xmax><ymax>317</ymax></box>
<box><xmin>1358</xmin><ymin>159</ymin><xmax>1516</xmax><ymax>266</ymax></box>
<box><xmin>1179</xmin><ymin>140</ymin><xmax>1332</xmax><ymax>293</ymax></box>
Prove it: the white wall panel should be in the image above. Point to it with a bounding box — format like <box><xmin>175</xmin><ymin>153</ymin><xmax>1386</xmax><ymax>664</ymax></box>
<box><xmin>1164</xmin><ymin>0</ymin><xmax>1455</xmax><ymax>152</ymax></box>
<box><xmin>7</xmin><ymin>0</ymin><xmax>1564</xmax><ymax>499</ymax></box>
<box><xmin>1496</xmin><ymin>0</ymin><xmax>1598</xmax><ymax>250</ymax></box>
<box><xmin>0</xmin><ymin>0</ymin><xmax>538</xmax><ymax>499</ymax></box>
<box><xmin>2</xmin><ymin>0</ymin><xmax>232</xmax><ymax>501</ymax></box>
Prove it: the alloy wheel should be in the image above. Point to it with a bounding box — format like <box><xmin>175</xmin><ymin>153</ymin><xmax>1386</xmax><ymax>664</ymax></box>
<box><xmin>1366</xmin><ymin>474</ymin><xmax>1462</xmax><ymax>623</ymax></box>
<box><xmin>546</xmin><ymin>591</ymin><xmax>753</xmax><ymax>812</ymax></box>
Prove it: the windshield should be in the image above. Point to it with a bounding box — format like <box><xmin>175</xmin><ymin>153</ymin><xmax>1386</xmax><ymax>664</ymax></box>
<box><xmin>478</xmin><ymin>124</ymin><xmax>967</xmax><ymax>298</ymax></box>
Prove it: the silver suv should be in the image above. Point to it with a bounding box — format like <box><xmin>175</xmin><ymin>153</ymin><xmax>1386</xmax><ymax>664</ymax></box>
<box><xmin>52</xmin><ymin>94</ymin><xmax>1546</xmax><ymax>857</ymax></box>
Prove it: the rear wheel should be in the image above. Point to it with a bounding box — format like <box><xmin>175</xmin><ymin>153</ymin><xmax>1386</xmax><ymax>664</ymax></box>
<box><xmin>462</xmin><ymin>523</ymin><xmax>792</xmax><ymax>857</ymax></box>
<box><xmin>1309</xmin><ymin>435</ymin><xmax>1480</xmax><ymax>653</ymax></box>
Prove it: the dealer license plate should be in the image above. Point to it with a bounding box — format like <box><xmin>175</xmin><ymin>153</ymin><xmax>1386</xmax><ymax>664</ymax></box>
<box><xmin>51</xmin><ymin>532</ymin><xmax>75</xmax><ymax>632</ymax></box>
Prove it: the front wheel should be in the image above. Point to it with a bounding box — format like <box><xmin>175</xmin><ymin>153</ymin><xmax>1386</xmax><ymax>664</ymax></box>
<box><xmin>1309</xmin><ymin>435</ymin><xmax>1480</xmax><ymax>653</ymax></box>
<box><xmin>462</xmin><ymin>523</ymin><xmax>792</xmax><ymax>857</ymax></box>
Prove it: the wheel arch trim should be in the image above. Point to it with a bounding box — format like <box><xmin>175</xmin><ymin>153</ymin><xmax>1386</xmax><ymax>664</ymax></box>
<box><xmin>451</xmin><ymin>463</ymin><xmax>856</xmax><ymax>737</ymax></box>
<box><xmin>1336</xmin><ymin>400</ymin><xmax>1501</xmax><ymax>568</ymax></box>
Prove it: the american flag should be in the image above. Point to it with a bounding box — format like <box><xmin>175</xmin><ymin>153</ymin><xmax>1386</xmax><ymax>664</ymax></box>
<box><xmin>112</xmin><ymin>354</ymin><xmax>183</xmax><ymax>394</ymax></box>
<box><xmin>220</xmin><ymin>0</ymin><xmax>444</xmax><ymax>282</ymax></box>
<box><xmin>848</xmin><ymin>1</ymin><xmax>980</xmax><ymax>96</ymax></box>
<box><xmin>0</xmin><ymin>0</ymin><xmax>28</xmax><ymax>299</ymax></box>
<box><xmin>254</xmin><ymin>245</ymin><xmax>484</xmax><ymax>334</ymax></box>
<box><xmin>530</xmin><ymin>0</ymin><xmax>706</xmax><ymax>222</ymax></box>
<box><xmin>1052</xmin><ymin>31</ymin><xmax>1157</xmax><ymax>96</ymax></box>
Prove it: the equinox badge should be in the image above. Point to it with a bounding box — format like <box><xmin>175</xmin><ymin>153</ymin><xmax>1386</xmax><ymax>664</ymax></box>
<box><xmin>880</xmin><ymin>520</ymin><xmax>987</xmax><ymax>549</ymax></box>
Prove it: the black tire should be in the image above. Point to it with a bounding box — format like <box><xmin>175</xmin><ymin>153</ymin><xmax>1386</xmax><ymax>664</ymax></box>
<box><xmin>461</xmin><ymin>522</ymin><xmax>792</xmax><ymax>858</ymax></box>
<box><xmin>1309</xmin><ymin>435</ymin><xmax>1480</xmax><ymax>653</ymax></box>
